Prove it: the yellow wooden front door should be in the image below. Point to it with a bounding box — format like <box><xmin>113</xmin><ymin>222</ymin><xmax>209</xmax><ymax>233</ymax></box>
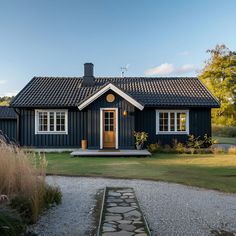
<box><xmin>103</xmin><ymin>110</ymin><xmax>116</xmax><ymax>148</ymax></box>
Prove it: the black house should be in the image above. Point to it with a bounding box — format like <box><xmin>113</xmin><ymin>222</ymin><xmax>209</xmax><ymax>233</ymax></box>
<box><xmin>2</xmin><ymin>63</ymin><xmax>220</xmax><ymax>149</ymax></box>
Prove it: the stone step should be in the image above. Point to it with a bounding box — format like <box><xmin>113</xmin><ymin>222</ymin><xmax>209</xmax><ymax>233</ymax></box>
<box><xmin>97</xmin><ymin>187</ymin><xmax>151</xmax><ymax>236</ymax></box>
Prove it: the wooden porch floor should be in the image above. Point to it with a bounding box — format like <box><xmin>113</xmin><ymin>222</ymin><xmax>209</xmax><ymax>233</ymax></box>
<box><xmin>70</xmin><ymin>149</ymin><xmax>151</xmax><ymax>157</ymax></box>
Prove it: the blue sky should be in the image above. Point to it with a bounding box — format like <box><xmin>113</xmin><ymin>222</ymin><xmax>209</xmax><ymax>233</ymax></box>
<box><xmin>0</xmin><ymin>0</ymin><xmax>236</xmax><ymax>96</ymax></box>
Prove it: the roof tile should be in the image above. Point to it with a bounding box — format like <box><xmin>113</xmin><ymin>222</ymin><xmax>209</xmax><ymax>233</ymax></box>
<box><xmin>11</xmin><ymin>77</ymin><xmax>220</xmax><ymax>108</ymax></box>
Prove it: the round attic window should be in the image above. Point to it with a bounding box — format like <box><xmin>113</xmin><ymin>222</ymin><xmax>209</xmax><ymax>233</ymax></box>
<box><xmin>106</xmin><ymin>94</ymin><xmax>115</xmax><ymax>103</ymax></box>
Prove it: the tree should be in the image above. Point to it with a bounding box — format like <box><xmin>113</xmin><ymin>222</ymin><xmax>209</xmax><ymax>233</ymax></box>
<box><xmin>199</xmin><ymin>44</ymin><xmax>236</xmax><ymax>126</ymax></box>
<box><xmin>0</xmin><ymin>96</ymin><xmax>14</xmax><ymax>106</ymax></box>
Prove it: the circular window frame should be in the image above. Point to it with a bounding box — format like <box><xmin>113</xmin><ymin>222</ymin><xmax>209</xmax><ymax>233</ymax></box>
<box><xmin>106</xmin><ymin>94</ymin><xmax>115</xmax><ymax>103</ymax></box>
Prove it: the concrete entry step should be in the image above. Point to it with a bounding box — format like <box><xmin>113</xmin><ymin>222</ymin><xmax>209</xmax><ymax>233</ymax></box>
<box><xmin>97</xmin><ymin>187</ymin><xmax>151</xmax><ymax>236</ymax></box>
<box><xmin>71</xmin><ymin>149</ymin><xmax>151</xmax><ymax>157</ymax></box>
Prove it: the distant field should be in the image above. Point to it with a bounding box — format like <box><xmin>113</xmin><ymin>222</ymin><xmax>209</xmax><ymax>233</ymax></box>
<box><xmin>45</xmin><ymin>152</ymin><xmax>236</xmax><ymax>193</ymax></box>
<box><xmin>213</xmin><ymin>136</ymin><xmax>236</xmax><ymax>144</ymax></box>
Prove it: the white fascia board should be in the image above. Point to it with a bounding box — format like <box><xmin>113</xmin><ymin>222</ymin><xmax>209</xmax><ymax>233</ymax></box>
<box><xmin>78</xmin><ymin>83</ymin><xmax>144</xmax><ymax>110</ymax></box>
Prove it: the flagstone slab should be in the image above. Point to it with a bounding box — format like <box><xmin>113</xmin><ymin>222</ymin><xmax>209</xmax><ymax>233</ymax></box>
<box><xmin>102</xmin><ymin>231</ymin><xmax>134</xmax><ymax>236</ymax></box>
<box><xmin>118</xmin><ymin>223</ymin><xmax>136</xmax><ymax>231</ymax></box>
<box><xmin>98</xmin><ymin>187</ymin><xmax>150</xmax><ymax>236</ymax></box>
<box><xmin>107</xmin><ymin>206</ymin><xmax>135</xmax><ymax>214</ymax></box>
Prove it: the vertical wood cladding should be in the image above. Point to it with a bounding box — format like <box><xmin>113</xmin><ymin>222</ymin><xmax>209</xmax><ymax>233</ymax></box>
<box><xmin>19</xmin><ymin>90</ymin><xmax>135</xmax><ymax>149</ymax></box>
<box><xmin>19</xmin><ymin>108</ymin><xmax>87</xmax><ymax>148</ymax></box>
<box><xmin>18</xmin><ymin>92</ymin><xmax>211</xmax><ymax>148</ymax></box>
<box><xmin>0</xmin><ymin>119</ymin><xmax>17</xmax><ymax>142</ymax></box>
<box><xmin>135</xmin><ymin>108</ymin><xmax>211</xmax><ymax>145</ymax></box>
<box><xmin>87</xmin><ymin>91</ymin><xmax>135</xmax><ymax>149</ymax></box>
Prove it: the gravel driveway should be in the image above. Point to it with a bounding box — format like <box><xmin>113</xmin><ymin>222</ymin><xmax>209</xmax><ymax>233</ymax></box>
<box><xmin>31</xmin><ymin>176</ymin><xmax>236</xmax><ymax>236</ymax></box>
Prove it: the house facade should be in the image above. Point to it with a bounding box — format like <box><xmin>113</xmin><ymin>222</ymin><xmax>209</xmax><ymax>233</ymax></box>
<box><xmin>1</xmin><ymin>63</ymin><xmax>220</xmax><ymax>149</ymax></box>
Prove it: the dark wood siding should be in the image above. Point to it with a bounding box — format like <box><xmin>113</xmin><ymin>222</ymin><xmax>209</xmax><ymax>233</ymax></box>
<box><xmin>87</xmin><ymin>90</ymin><xmax>135</xmax><ymax>149</ymax></box>
<box><xmin>19</xmin><ymin>90</ymin><xmax>135</xmax><ymax>149</ymax></box>
<box><xmin>0</xmin><ymin>119</ymin><xmax>17</xmax><ymax>142</ymax></box>
<box><xmin>19</xmin><ymin>109</ymin><xmax>87</xmax><ymax>148</ymax></box>
<box><xmin>135</xmin><ymin>108</ymin><xmax>211</xmax><ymax>145</ymax></box>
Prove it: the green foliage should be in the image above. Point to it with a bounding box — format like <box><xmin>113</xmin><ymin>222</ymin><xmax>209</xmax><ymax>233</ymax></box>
<box><xmin>199</xmin><ymin>44</ymin><xmax>236</xmax><ymax>126</ymax></box>
<box><xmin>212</xmin><ymin>125</ymin><xmax>236</xmax><ymax>137</ymax></box>
<box><xmin>0</xmin><ymin>205</ymin><xmax>25</xmax><ymax>236</ymax></box>
<box><xmin>148</xmin><ymin>143</ymin><xmax>161</xmax><ymax>153</ymax></box>
<box><xmin>10</xmin><ymin>196</ymin><xmax>32</xmax><ymax>224</ymax></box>
<box><xmin>134</xmin><ymin>131</ymin><xmax>148</xmax><ymax>146</ymax></box>
<box><xmin>0</xmin><ymin>97</ymin><xmax>14</xmax><ymax>106</ymax></box>
<box><xmin>187</xmin><ymin>135</ymin><xmax>204</xmax><ymax>150</ymax></box>
<box><xmin>10</xmin><ymin>184</ymin><xmax>62</xmax><ymax>224</ymax></box>
<box><xmin>149</xmin><ymin>135</ymin><xmax>215</xmax><ymax>154</ymax></box>
<box><xmin>175</xmin><ymin>143</ymin><xmax>185</xmax><ymax>154</ymax></box>
<box><xmin>43</xmin><ymin>184</ymin><xmax>62</xmax><ymax>208</ymax></box>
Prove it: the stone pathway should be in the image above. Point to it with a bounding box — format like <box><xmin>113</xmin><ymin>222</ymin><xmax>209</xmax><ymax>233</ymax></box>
<box><xmin>99</xmin><ymin>187</ymin><xmax>150</xmax><ymax>236</ymax></box>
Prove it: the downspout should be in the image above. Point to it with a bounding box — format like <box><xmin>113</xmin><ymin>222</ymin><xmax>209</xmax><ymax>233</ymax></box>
<box><xmin>13</xmin><ymin>108</ymin><xmax>20</xmax><ymax>145</ymax></box>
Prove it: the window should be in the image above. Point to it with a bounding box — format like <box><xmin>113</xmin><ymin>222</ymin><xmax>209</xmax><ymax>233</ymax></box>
<box><xmin>156</xmin><ymin>110</ymin><xmax>189</xmax><ymax>134</ymax></box>
<box><xmin>35</xmin><ymin>110</ymin><xmax>68</xmax><ymax>134</ymax></box>
<box><xmin>104</xmin><ymin>111</ymin><xmax>114</xmax><ymax>131</ymax></box>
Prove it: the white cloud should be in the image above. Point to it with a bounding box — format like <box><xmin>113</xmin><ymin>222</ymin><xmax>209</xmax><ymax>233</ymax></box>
<box><xmin>0</xmin><ymin>91</ymin><xmax>18</xmax><ymax>97</ymax></box>
<box><xmin>145</xmin><ymin>63</ymin><xmax>196</xmax><ymax>76</ymax></box>
<box><xmin>0</xmin><ymin>80</ymin><xmax>7</xmax><ymax>85</ymax></box>
<box><xmin>176</xmin><ymin>64</ymin><xmax>196</xmax><ymax>73</ymax></box>
<box><xmin>145</xmin><ymin>63</ymin><xmax>175</xmax><ymax>76</ymax></box>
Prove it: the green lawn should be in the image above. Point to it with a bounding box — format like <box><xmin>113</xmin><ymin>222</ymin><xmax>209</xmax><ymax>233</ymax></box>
<box><xmin>45</xmin><ymin>153</ymin><xmax>236</xmax><ymax>193</ymax></box>
<box><xmin>213</xmin><ymin>136</ymin><xmax>236</xmax><ymax>144</ymax></box>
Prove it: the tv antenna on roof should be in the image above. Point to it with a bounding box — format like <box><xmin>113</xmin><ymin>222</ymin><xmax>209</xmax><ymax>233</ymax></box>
<box><xmin>120</xmin><ymin>64</ymin><xmax>129</xmax><ymax>77</ymax></box>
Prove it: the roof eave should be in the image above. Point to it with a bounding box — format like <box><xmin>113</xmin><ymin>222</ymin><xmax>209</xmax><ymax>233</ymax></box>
<box><xmin>78</xmin><ymin>83</ymin><xmax>144</xmax><ymax>111</ymax></box>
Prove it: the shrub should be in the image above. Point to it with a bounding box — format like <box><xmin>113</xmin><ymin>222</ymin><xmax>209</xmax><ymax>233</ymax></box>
<box><xmin>43</xmin><ymin>184</ymin><xmax>62</xmax><ymax>208</ymax></box>
<box><xmin>228</xmin><ymin>146</ymin><xmax>236</xmax><ymax>155</ymax></box>
<box><xmin>172</xmin><ymin>139</ymin><xmax>185</xmax><ymax>154</ymax></box>
<box><xmin>134</xmin><ymin>131</ymin><xmax>148</xmax><ymax>149</ymax></box>
<box><xmin>0</xmin><ymin>205</ymin><xmax>25</xmax><ymax>236</ymax></box>
<box><xmin>212</xmin><ymin>125</ymin><xmax>236</xmax><ymax>137</ymax></box>
<box><xmin>211</xmin><ymin>146</ymin><xmax>225</xmax><ymax>154</ymax></box>
<box><xmin>10</xmin><ymin>196</ymin><xmax>32</xmax><ymax>224</ymax></box>
<box><xmin>187</xmin><ymin>135</ymin><xmax>204</xmax><ymax>150</ymax></box>
<box><xmin>161</xmin><ymin>144</ymin><xmax>173</xmax><ymax>153</ymax></box>
<box><xmin>148</xmin><ymin>143</ymin><xmax>161</xmax><ymax>153</ymax></box>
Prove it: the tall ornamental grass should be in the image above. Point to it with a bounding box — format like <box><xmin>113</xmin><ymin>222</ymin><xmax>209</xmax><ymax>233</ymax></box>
<box><xmin>0</xmin><ymin>135</ymin><xmax>61</xmax><ymax>225</ymax></box>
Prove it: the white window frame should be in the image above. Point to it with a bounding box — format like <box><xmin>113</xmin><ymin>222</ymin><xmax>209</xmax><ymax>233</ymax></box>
<box><xmin>35</xmin><ymin>109</ymin><xmax>68</xmax><ymax>135</ymax></box>
<box><xmin>156</xmin><ymin>110</ymin><xmax>189</xmax><ymax>135</ymax></box>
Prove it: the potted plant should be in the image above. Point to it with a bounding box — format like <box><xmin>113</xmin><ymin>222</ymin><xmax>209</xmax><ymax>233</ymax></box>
<box><xmin>134</xmin><ymin>131</ymin><xmax>148</xmax><ymax>150</ymax></box>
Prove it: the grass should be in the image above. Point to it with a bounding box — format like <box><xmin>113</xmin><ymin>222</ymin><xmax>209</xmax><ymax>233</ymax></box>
<box><xmin>213</xmin><ymin>136</ymin><xmax>236</xmax><ymax>144</ymax></box>
<box><xmin>0</xmin><ymin>136</ymin><xmax>62</xmax><ymax>227</ymax></box>
<box><xmin>45</xmin><ymin>152</ymin><xmax>236</xmax><ymax>193</ymax></box>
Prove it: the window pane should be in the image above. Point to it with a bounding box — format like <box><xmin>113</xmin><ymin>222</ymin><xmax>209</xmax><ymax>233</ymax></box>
<box><xmin>56</xmin><ymin>125</ymin><xmax>61</xmax><ymax>131</ymax></box>
<box><xmin>170</xmin><ymin>112</ymin><xmax>175</xmax><ymax>131</ymax></box>
<box><xmin>177</xmin><ymin>113</ymin><xmax>186</xmax><ymax>131</ymax></box>
<box><xmin>50</xmin><ymin>112</ymin><xmax>54</xmax><ymax>131</ymax></box>
<box><xmin>55</xmin><ymin>112</ymin><xmax>66</xmax><ymax>131</ymax></box>
<box><xmin>105</xmin><ymin>118</ymin><xmax>109</xmax><ymax>125</ymax></box>
<box><xmin>159</xmin><ymin>112</ymin><xmax>168</xmax><ymax>131</ymax></box>
<box><xmin>105</xmin><ymin>125</ymin><xmax>109</xmax><ymax>131</ymax></box>
<box><xmin>38</xmin><ymin>112</ymin><xmax>48</xmax><ymax>131</ymax></box>
<box><xmin>37</xmin><ymin>111</ymin><xmax>66</xmax><ymax>133</ymax></box>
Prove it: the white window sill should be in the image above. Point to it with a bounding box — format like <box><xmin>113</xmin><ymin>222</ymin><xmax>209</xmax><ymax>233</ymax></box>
<box><xmin>156</xmin><ymin>132</ymin><xmax>189</xmax><ymax>135</ymax></box>
<box><xmin>35</xmin><ymin>132</ymin><xmax>68</xmax><ymax>135</ymax></box>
